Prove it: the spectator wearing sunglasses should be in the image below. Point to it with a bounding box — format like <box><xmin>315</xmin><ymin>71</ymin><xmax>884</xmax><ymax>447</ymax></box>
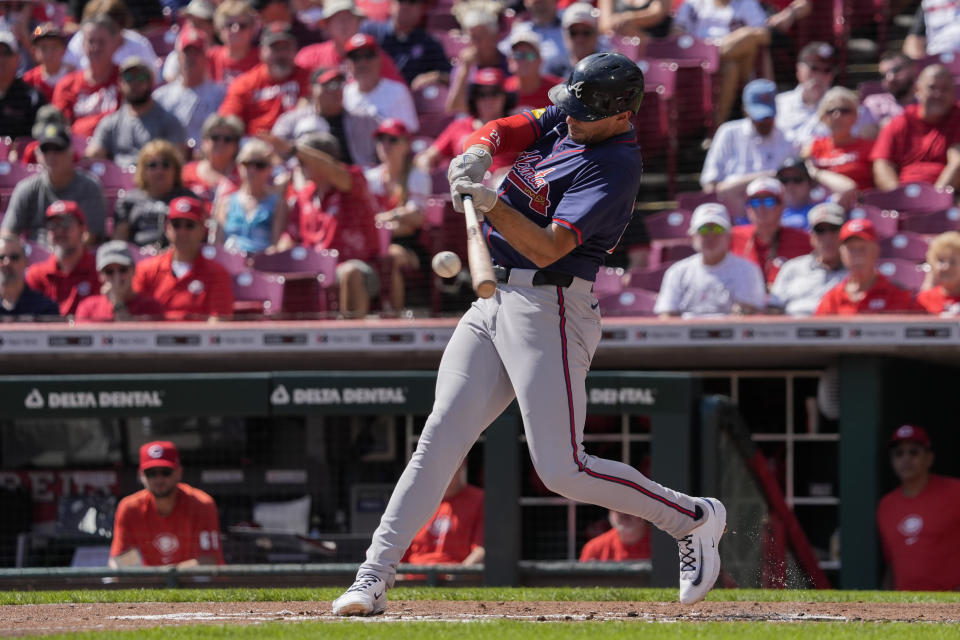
<box><xmin>767</xmin><ymin>202</ymin><xmax>847</xmax><ymax>315</ymax></box>
<box><xmin>2</xmin><ymin>120</ymin><xmax>108</xmax><ymax>244</ymax></box>
<box><xmin>133</xmin><ymin>195</ymin><xmax>235</xmax><ymax>320</ymax></box>
<box><xmin>206</xmin><ymin>0</ymin><xmax>261</xmax><ymax>85</ymax></box>
<box><xmin>342</xmin><ymin>33</ymin><xmax>419</xmax><ymax>135</ymax></box>
<box><xmin>0</xmin><ymin>233</ymin><xmax>60</xmax><ymax>319</ymax></box>
<box><xmin>501</xmin><ymin>0</ymin><xmax>567</xmax><ymax>78</ymax></box>
<box><xmin>182</xmin><ymin>113</ymin><xmax>244</xmax><ymax>202</ymax></box>
<box><xmin>75</xmin><ymin>240</ymin><xmax>165</xmax><ymax>321</ymax></box>
<box><xmin>114</xmin><ymin>140</ymin><xmax>196</xmax><ymax>250</ymax></box>
<box><xmin>775</xmin><ymin>42</ymin><xmax>877</xmax><ymax>149</ymax></box>
<box><xmin>877</xmin><ymin>425</ymin><xmax>960</xmax><ymax>591</ymax></box>
<box><xmin>655</xmin><ymin>203</ymin><xmax>767</xmax><ymax>318</ymax></box>
<box><xmin>731</xmin><ymin>176</ymin><xmax>811</xmax><ymax>285</ymax></box>
<box><xmin>862</xmin><ymin>51</ymin><xmax>917</xmax><ymax>131</ymax></box>
<box><xmin>294</xmin><ymin>0</ymin><xmax>405</xmax><ymax>85</ymax></box>
<box><xmin>160</xmin><ymin>0</ymin><xmax>218</xmax><ymax>84</ymax></box>
<box><xmin>871</xmin><ymin>64</ymin><xmax>960</xmax><ymax>193</ymax></box>
<box><xmin>214</xmin><ymin>139</ymin><xmax>288</xmax><ymax>253</ymax></box>
<box><xmin>86</xmin><ymin>57</ymin><xmax>187</xmax><ymax>170</ymax></box>
<box><xmin>153</xmin><ymin>26</ymin><xmax>227</xmax><ymax>147</ymax></box>
<box><xmin>361</xmin><ymin>0</ymin><xmax>451</xmax><ymax>90</ymax></box>
<box><xmin>446</xmin><ymin>4</ymin><xmax>509</xmax><ymax>114</ymax></box>
<box><xmin>545</xmin><ymin>2</ymin><xmax>606</xmax><ymax>79</ymax></box>
<box><xmin>270</xmin><ymin>67</ymin><xmax>380</xmax><ymax>167</ymax></box>
<box><xmin>504</xmin><ymin>30</ymin><xmax>562</xmax><ymax>111</ymax></box>
<box><xmin>25</xmin><ymin>200</ymin><xmax>101</xmax><ymax>316</ymax></box>
<box><xmin>219</xmin><ymin>21</ymin><xmax>311</xmax><ymax>135</ymax></box>
<box><xmin>815</xmin><ymin>218</ymin><xmax>920</xmax><ymax>315</ymax></box>
<box><xmin>0</xmin><ymin>29</ymin><xmax>46</xmax><ymax>139</ymax></box>
<box><xmin>21</xmin><ymin>22</ymin><xmax>70</xmax><ymax>104</ymax></box>
<box><xmin>774</xmin><ymin>157</ymin><xmax>827</xmax><ymax>230</ymax></box>
<box><xmin>916</xmin><ymin>231</ymin><xmax>960</xmax><ymax>315</ymax></box>
<box><xmin>804</xmin><ymin>87</ymin><xmax>875</xmax><ymax>194</ymax></box>
<box><xmin>110</xmin><ymin>440</ymin><xmax>225</xmax><ymax>568</ymax></box>
<box><xmin>597</xmin><ymin>0</ymin><xmax>670</xmax><ymax>40</ymax></box>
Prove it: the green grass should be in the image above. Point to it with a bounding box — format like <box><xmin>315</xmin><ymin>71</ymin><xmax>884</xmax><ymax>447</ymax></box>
<box><xmin>30</xmin><ymin>621</ymin><xmax>960</xmax><ymax>640</ymax></box>
<box><xmin>3</xmin><ymin>587</ymin><xmax>960</xmax><ymax>606</ymax></box>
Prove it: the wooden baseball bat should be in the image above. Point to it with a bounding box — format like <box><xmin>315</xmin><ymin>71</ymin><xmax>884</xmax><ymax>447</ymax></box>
<box><xmin>462</xmin><ymin>195</ymin><xmax>497</xmax><ymax>299</ymax></box>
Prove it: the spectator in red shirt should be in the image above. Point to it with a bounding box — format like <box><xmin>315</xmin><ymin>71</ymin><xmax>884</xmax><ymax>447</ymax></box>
<box><xmin>876</xmin><ymin>425</ymin><xmax>960</xmax><ymax>591</ymax></box>
<box><xmin>75</xmin><ymin>241</ymin><xmax>165</xmax><ymax>321</ymax></box>
<box><xmin>207</xmin><ymin>0</ymin><xmax>261</xmax><ymax>85</ymax></box>
<box><xmin>401</xmin><ymin>461</ymin><xmax>485</xmax><ymax>568</ymax></box>
<box><xmin>917</xmin><ymin>231</ymin><xmax>960</xmax><ymax>315</ymax></box>
<box><xmin>25</xmin><ymin>200</ymin><xmax>100</xmax><ymax>316</ymax></box>
<box><xmin>731</xmin><ymin>177</ymin><xmax>812</xmax><ymax>286</ymax></box>
<box><xmin>871</xmin><ymin>64</ymin><xmax>960</xmax><ymax>192</ymax></box>
<box><xmin>294</xmin><ymin>0</ymin><xmax>404</xmax><ymax>84</ymax></box>
<box><xmin>579</xmin><ymin>510</ymin><xmax>651</xmax><ymax>562</ymax></box>
<box><xmin>133</xmin><ymin>196</ymin><xmax>235</xmax><ymax>321</ymax></box>
<box><xmin>22</xmin><ymin>22</ymin><xmax>70</xmax><ymax>103</ymax></box>
<box><xmin>805</xmin><ymin>86</ymin><xmax>875</xmax><ymax>193</ymax></box>
<box><xmin>182</xmin><ymin>113</ymin><xmax>244</xmax><ymax>202</ymax></box>
<box><xmin>280</xmin><ymin>131</ymin><xmax>381</xmax><ymax>316</ymax></box>
<box><xmin>218</xmin><ymin>22</ymin><xmax>310</xmax><ymax>135</ymax></box>
<box><xmin>815</xmin><ymin>218</ymin><xmax>920</xmax><ymax>315</ymax></box>
<box><xmin>504</xmin><ymin>30</ymin><xmax>563</xmax><ymax>112</ymax></box>
<box><xmin>110</xmin><ymin>440</ymin><xmax>225</xmax><ymax>568</ymax></box>
<box><xmin>52</xmin><ymin>14</ymin><xmax>122</xmax><ymax>137</ymax></box>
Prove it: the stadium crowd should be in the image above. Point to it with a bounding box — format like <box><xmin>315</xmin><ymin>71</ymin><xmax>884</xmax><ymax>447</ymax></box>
<box><xmin>0</xmin><ymin>0</ymin><xmax>958</xmax><ymax>322</ymax></box>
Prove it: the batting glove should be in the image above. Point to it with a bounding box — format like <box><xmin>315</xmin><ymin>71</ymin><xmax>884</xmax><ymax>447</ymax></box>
<box><xmin>447</xmin><ymin>145</ymin><xmax>492</xmax><ymax>186</ymax></box>
<box><xmin>451</xmin><ymin>179</ymin><xmax>498</xmax><ymax>213</ymax></box>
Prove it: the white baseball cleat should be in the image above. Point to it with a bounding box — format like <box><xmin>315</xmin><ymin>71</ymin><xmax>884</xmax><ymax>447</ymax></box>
<box><xmin>332</xmin><ymin>573</ymin><xmax>387</xmax><ymax>616</ymax></box>
<box><xmin>677</xmin><ymin>497</ymin><xmax>726</xmax><ymax>605</ymax></box>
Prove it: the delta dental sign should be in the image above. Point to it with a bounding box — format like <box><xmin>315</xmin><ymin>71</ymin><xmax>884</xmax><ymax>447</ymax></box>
<box><xmin>24</xmin><ymin>388</ymin><xmax>164</xmax><ymax>410</ymax></box>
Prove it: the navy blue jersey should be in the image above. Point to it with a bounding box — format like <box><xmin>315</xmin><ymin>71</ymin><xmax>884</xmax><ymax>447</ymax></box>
<box><xmin>488</xmin><ymin>106</ymin><xmax>643</xmax><ymax>281</ymax></box>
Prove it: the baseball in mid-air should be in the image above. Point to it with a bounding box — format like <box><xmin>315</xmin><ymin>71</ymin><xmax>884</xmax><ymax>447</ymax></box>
<box><xmin>431</xmin><ymin>251</ymin><xmax>462</xmax><ymax>278</ymax></box>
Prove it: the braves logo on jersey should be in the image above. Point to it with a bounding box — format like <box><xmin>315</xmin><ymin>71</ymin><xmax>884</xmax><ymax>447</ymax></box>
<box><xmin>505</xmin><ymin>150</ymin><xmax>556</xmax><ymax>216</ymax></box>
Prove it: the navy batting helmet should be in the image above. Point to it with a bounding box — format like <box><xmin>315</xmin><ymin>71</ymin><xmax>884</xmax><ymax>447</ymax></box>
<box><xmin>548</xmin><ymin>52</ymin><xmax>645</xmax><ymax>122</ymax></box>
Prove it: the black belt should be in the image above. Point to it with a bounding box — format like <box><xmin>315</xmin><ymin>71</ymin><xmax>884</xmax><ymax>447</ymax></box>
<box><xmin>492</xmin><ymin>265</ymin><xmax>574</xmax><ymax>288</ymax></box>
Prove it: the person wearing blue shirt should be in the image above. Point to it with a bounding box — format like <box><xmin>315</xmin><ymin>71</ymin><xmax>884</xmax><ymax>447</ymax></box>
<box><xmin>0</xmin><ymin>235</ymin><xmax>60</xmax><ymax>319</ymax></box>
<box><xmin>362</xmin><ymin>0</ymin><xmax>451</xmax><ymax>88</ymax></box>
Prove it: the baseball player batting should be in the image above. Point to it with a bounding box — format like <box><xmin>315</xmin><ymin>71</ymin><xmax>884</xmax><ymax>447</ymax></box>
<box><xmin>333</xmin><ymin>52</ymin><xmax>726</xmax><ymax>616</ymax></box>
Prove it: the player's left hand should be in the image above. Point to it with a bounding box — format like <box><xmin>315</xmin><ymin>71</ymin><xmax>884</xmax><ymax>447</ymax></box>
<box><xmin>451</xmin><ymin>179</ymin><xmax>497</xmax><ymax>213</ymax></box>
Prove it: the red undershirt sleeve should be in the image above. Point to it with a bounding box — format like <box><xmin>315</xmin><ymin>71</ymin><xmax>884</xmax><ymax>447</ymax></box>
<box><xmin>462</xmin><ymin>111</ymin><xmax>542</xmax><ymax>155</ymax></box>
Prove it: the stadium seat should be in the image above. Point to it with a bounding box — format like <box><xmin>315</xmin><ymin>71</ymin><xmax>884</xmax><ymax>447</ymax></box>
<box><xmin>897</xmin><ymin>207</ymin><xmax>960</xmax><ymax>235</ymax></box>
<box><xmin>596</xmin><ymin>287</ymin><xmax>659</xmax><ymax>317</ymax></box>
<box><xmin>675</xmin><ymin>191</ymin><xmax>721</xmax><ymax>212</ymax></box>
<box><xmin>413</xmin><ymin>82</ymin><xmax>455</xmax><ymax>138</ymax></box>
<box><xmin>861</xmin><ymin>183</ymin><xmax>955</xmax><ymax>217</ymax></box>
<box><xmin>232</xmin><ymin>270</ymin><xmax>285</xmax><ymax>316</ymax></box>
<box><xmin>77</xmin><ymin>158</ymin><xmax>135</xmax><ymax>191</ymax></box>
<box><xmin>643</xmin><ymin>34</ymin><xmax>719</xmax><ymax>135</ymax></box>
<box><xmin>626</xmin><ymin>263</ymin><xmax>671</xmax><ymax>291</ymax></box>
<box><xmin>848</xmin><ymin>204</ymin><xmax>899</xmax><ymax>239</ymax></box>
<box><xmin>632</xmin><ymin>60</ymin><xmax>678</xmax><ymax>195</ymax></box>
<box><xmin>23</xmin><ymin>241</ymin><xmax>50</xmax><ymax>266</ymax></box>
<box><xmin>644</xmin><ymin>209</ymin><xmax>692</xmax><ymax>240</ymax></box>
<box><xmin>0</xmin><ymin>161</ymin><xmax>38</xmax><ymax>212</ymax></box>
<box><xmin>594</xmin><ymin>266</ymin><xmax>627</xmax><ymax>297</ymax></box>
<box><xmin>657</xmin><ymin>242</ymin><xmax>696</xmax><ymax>264</ymax></box>
<box><xmin>200</xmin><ymin>244</ymin><xmax>249</xmax><ymax>275</ymax></box>
<box><xmin>251</xmin><ymin>247</ymin><xmax>340</xmax><ymax>315</ymax></box>
<box><xmin>877</xmin><ymin>258</ymin><xmax>928</xmax><ymax>291</ymax></box>
<box><xmin>879</xmin><ymin>232</ymin><xmax>931</xmax><ymax>263</ymax></box>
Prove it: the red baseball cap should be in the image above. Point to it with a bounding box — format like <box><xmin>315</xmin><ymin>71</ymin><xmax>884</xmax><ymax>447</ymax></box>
<box><xmin>344</xmin><ymin>33</ymin><xmax>377</xmax><ymax>55</ymax></box>
<box><xmin>889</xmin><ymin>424</ymin><xmax>931</xmax><ymax>448</ymax></box>
<box><xmin>177</xmin><ymin>25</ymin><xmax>208</xmax><ymax>51</ymax></box>
<box><xmin>45</xmin><ymin>200</ymin><xmax>86</xmax><ymax>227</ymax></box>
<box><xmin>139</xmin><ymin>440</ymin><xmax>180</xmax><ymax>470</ymax></box>
<box><xmin>839</xmin><ymin>218</ymin><xmax>877</xmax><ymax>243</ymax></box>
<box><xmin>168</xmin><ymin>196</ymin><xmax>207</xmax><ymax>224</ymax></box>
<box><xmin>312</xmin><ymin>66</ymin><xmax>344</xmax><ymax>85</ymax></box>
<box><xmin>374</xmin><ymin>117</ymin><xmax>409</xmax><ymax>138</ymax></box>
<box><xmin>472</xmin><ymin>67</ymin><xmax>505</xmax><ymax>87</ymax></box>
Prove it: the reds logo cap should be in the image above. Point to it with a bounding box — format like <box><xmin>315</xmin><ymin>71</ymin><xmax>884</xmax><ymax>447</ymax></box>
<box><xmin>839</xmin><ymin>218</ymin><xmax>878</xmax><ymax>244</ymax></box>
<box><xmin>344</xmin><ymin>33</ymin><xmax>377</xmax><ymax>55</ymax></box>
<box><xmin>472</xmin><ymin>67</ymin><xmax>505</xmax><ymax>88</ymax></box>
<box><xmin>168</xmin><ymin>196</ymin><xmax>207</xmax><ymax>224</ymax></box>
<box><xmin>373</xmin><ymin>117</ymin><xmax>409</xmax><ymax>139</ymax></box>
<box><xmin>44</xmin><ymin>200</ymin><xmax>86</xmax><ymax>227</ymax></box>
<box><xmin>889</xmin><ymin>425</ymin><xmax>931</xmax><ymax>449</ymax></box>
<box><xmin>139</xmin><ymin>440</ymin><xmax>180</xmax><ymax>470</ymax></box>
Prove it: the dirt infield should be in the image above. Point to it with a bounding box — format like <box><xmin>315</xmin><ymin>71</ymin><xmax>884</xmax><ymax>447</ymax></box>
<box><xmin>1</xmin><ymin>600</ymin><xmax>957</xmax><ymax>636</ymax></box>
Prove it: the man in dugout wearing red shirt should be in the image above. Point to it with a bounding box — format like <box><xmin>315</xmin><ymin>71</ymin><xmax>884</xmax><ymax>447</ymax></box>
<box><xmin>25</xmin><ymin>200</ymin><xmax>100</xmax><ymax>316</ymax></box>
<box><xmin>110</xmin><ymin>441</ymin><xmax>225</xmax><ymax>568</ymax></box>
<box><xmin>876</xmin><ymin>425</ymin><xmax>960</xmax><ymax>590</ymax></box>
<box><xmin>579</xmin><ymin>509</ymin><xmax>651</xmax><ymax>562</ymax></box>
<box><xmin>218</xmin><ymin>21</ymin><xmax>310</xmax><ymax>135</ymax></box>
<box><xmin>75</xmin><ymin>241</ymin><xmax>165</xmax><ymax>321</ymax></box>
<box><xmin>815</xmin><ymin>218</ymin><xmax>921</xmax><ymax>315</ymax></box>
<box><xmin>133</xmin><ymin>196</ymin><xmax>234</xmax><ymax>320</ymax></box>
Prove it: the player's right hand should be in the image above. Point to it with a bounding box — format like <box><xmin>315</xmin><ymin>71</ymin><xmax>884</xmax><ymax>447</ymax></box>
<box><xmin>447</xmin><ymin>145</ymin><xmax>492</xmax><ymax>187</ymax></box>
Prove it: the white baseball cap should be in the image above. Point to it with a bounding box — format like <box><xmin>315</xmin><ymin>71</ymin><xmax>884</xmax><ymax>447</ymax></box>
<box><xmin>746</xmin><ymin>176</ymin><xmax>784</xmax><ymax>199</ymax></box>
<box><xmin>689</xmin><ymin>203</ymin><xmax>731</xmax><ymax>235</ymax></box>
<box><xmin>561</xmin><ymin>2</ymin><xmax>598</xmax><ymax>29</ymax></box>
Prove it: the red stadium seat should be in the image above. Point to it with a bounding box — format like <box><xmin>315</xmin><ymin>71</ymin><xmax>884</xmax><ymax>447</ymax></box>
<box><xmin>0</xmin><ymin>161</ymin><xmax>39</xmax><ymax>212</ymax></box>
<box><xmin>596</xmin><ymin>287</ymin><xmax>659</xmax><ymax>317</ymax></box>
<box><xmin>644</xmin><ymin>209</ymin><xmax>692</xmax><ymax>240</ymax></box>
<box><xmin>862</xmin><ymin>183</ymin><xmax>955</xmax><ymax>217</ymax></box>
<box><xmin>594</xmin><ymin>266</ymin><xmax>627</xmax><ymax>297</ymax></box>
<box><xmin>232</xmin><ymin>270</ymin><xmax>285</xmax><ymax>316</ymax></box>
<box><xmin>642</xmin><ymin>34</ymin><xmax>719</xmax><ymax>135</ymax></box>
<box><xmin>626</xmin><ymin>263</ymin><xmax>671</xmax><ymax>291</ymax></box>
<box><xmin>23</xmin><ymin>241</ymin><xmax>51</xmax><ymax>266</ymax></box>
<box><xmin>413</xmin><ymin>82</ymin><xmax>456</xmax><ymax>138</ymax></box>
<box><xmin>877</xmin><ymin>258</ymin><xmax>928</xmax><ymax>291</ymax></box>
<box><xmin>78</xmin><ymin>158</ymin><xmax>135</xmax><ymax>191</ymax></box>
<box><xmin>251</xmin><ymin>247</ymin><xmax>340</xmax><ymax>315</ymax></box>
<box><xmin>632</xmin><ymin>60</ymin><xmax>678</xmax><ymax>195</ymax></box>
<box><xmin>879</xmin><ymin>232</ymin><xmax>931</xmax><ymax>263</ymax></box>
<box><xmin>848</xmin><ymin>204</ymin><xmax>899</xmax><ymax>239</ymax></box>
<box><xmin>897</xmin><ymin>207</ymin><xmax>960</xmax><ymax>235</ymax></box>
<box><xmin>675</xmin><ymin>191</ymin><xmax>721</xmax><ymax>212</ymax></box>
<box><xmin>200</xmin><ymin>244</ymin><xmax>249</xmax><ymax>275</ymax></box>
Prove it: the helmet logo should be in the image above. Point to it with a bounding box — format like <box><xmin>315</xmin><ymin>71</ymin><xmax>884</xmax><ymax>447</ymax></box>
<box><xmin>569</xmin><ymin>81</ymin><xmax>585</xmax><ymax>99</ymax></box>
